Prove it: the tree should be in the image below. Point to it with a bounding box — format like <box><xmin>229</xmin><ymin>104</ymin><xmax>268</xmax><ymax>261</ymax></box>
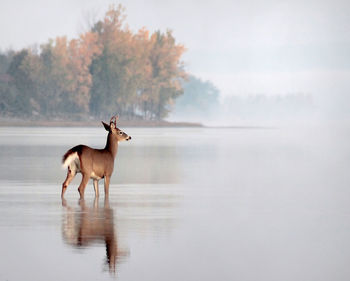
<box><xmin>171</xmin><ymin>75</ymin><xmax>220</xmax><ymax>120</ymax></box>
<box><xmin>67</xmin><ymin>32</ymin><xmax>102</xmax><ymax>113</ymax></box>
<box><xmin>0</xmin><ymin>4</ymin><xmax>188</xmax><ymax>121</ymax></box>
<box><xmin>138</xmin><ymin>30</ymin><xmax>186</xmax><ymax>120</ymax></box>
<box><xmin>18</xmin><ymin>34</ymin><xmax>101</xmax><ymax>117</ymax></box>
<box><xmin>89</xmin><ymin>5</ymin><xmax>129</xmax><ymax>117</ymax></box>
<box><xmin>6</xmin><ymin>50</ymin><xmax>37</xmax><ymax>116</ymax></box>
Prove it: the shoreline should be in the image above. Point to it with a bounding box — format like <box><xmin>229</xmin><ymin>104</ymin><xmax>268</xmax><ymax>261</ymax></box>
<box><xmin>0</xmin><ymin>118</ymin><xmax>203</xmax><ymax>128</ymax></box>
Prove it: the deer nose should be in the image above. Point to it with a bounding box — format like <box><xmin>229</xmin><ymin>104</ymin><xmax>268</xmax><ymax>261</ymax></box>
<box><xmin>127</xmin><ymin>136</ymin><xmax>132</xmax><ymax>141</ymax></box>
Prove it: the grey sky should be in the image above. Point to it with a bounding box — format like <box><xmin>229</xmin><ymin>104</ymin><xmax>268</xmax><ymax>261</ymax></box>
<box><xmin>1</xmin><ymin>0</ymin><xmax>349</xmax><ymax>98</ymax></box>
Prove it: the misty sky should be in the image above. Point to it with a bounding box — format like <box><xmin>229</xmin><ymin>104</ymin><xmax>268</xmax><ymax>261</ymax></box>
<box><xmin>1</xmin><ymin>0</ymin><xmax>349</xmax><ymax>99</ymax></box>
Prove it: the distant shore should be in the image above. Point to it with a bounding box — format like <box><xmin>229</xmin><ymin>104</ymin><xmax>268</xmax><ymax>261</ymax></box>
<box><xmin>0</xmin><ymin>117</ymin><xmax>203</xmax><ymax>128</ymax></box>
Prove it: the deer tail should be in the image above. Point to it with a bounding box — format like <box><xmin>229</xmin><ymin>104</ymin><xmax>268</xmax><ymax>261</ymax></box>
<box><xmin>62</xmin><ymin>146</ymin><xmax>80</xmax><ymax>169</ymax></box>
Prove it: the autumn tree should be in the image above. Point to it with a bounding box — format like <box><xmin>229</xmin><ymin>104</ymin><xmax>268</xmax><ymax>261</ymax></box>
<box><xmin>6</xmin><ymin>50</ymin><xmax>37</xmax><ymax>115</ymax></box>
<box><xmin>17</xmin><ymin>33</ymin><xmax>101</xmax><ymax>117</ymax></box>
<box><xmin>66</xmin><ymin>32</ymin><xmax>102</xmax><ymax>113</ymax></box>
<box><xmin>139</xmin><ymin>30</ymin><xmax>186</xmax><ymax>119</ymax></box>
<box><xmin>90</xmin><ymin>5</ymin><xmax>186</xmax><ymax>120</ymax></box>
<box><xmin>0</xmin><ymin>4</ymin><xmax>188</xmax><ymax>121</ymax></box>
<box><xmin>0</xmin><ymin>51</ymin><xmax>18</xmax><ymax>115</ymax></box>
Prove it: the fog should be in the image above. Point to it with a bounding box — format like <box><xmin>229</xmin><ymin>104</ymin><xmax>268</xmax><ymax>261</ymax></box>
<box><xmin>1</xmin><ymin>0</ymin><xmax>349</xmax><ymax>127</ymax></box>
<box><xmin>168</xmin><ymin>89</ymin><xmax>350</xmax><ymax>127</ymax></box>
<box><xmin>1</xmin><ymin>2</ymin><xmax>350</xmax><ymax>279</ymax></box>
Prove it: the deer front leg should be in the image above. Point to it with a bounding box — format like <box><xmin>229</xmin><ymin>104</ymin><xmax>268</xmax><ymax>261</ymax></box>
<box><xmin>104</xmin><ymin>196</ymin><xmax>110</xmax><ymax>209</ymax></box>
<box><xmin>104</xmin><ymin>176</ymin><xmax>110</xmax><ymax>197</ymax></box>
<box><xmin>93</xmin><ymin>179</ymin><xmax>99</xmax><ymax>197</ymax></box>
<box><xmin>93</xmin><ymin>197</ymin><xmax>99</xmax><ymax>209</ymax></box>
<box><xmin>78</xmin><ymin>174</ymin><xmax>90</xmax><ymax>199</ymax></box>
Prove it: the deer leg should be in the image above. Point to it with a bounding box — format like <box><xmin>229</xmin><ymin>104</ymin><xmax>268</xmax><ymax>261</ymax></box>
<box><xmin>78</xmin><ymin>174</ymin><xmax>90</xmax><ymax>199</ymax></box>
<box><xmin>62</xmin><ymin>168</ymin><xmax>76</xmax><ymax>198</ymax></box>
<box><xmin>104</xmin><ymin>196</ymin><xmax>110</xmax><ymax>209</ymax></box>
<box><xmin>93</xmin><ymin>179</ymin><xmax>99</xmax><ymax>197</ymax></box>
<box><xmin>93</xmin><ymin>197</ymin><xmax>99</xmax><ymax>209</ymax></box>
<box><xmin>104</xmin><ymin>176</ymin><xmax>110</xmax><ymax>197</ymax></box>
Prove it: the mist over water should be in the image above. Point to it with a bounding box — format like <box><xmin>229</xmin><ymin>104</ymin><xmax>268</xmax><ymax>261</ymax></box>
<box><xmin>0</xmin><ymin>0</ymin><xmax>349</xmax><ymax>279</ymax></box>
<box><xmin>1</xmin><ymin>125</ymin><xmax>350</xmax><ymax>281</ymax></box>
<box><xmin>169</xmin><ymin>89</ymin><xmax>350</xmax><ymax>127</ymax></box>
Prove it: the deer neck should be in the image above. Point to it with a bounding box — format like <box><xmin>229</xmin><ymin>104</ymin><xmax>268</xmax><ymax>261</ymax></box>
<box><xmin>105</xmin><ymin>133</ymin><xmax>118</xmax><ymax>158</ymax></box>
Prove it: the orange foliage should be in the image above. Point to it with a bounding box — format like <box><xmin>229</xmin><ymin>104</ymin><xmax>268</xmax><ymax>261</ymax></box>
<box><xmin>11</xmin><ymin>4</ymin><xmax>186</xmax><ymax>119</ymax></box>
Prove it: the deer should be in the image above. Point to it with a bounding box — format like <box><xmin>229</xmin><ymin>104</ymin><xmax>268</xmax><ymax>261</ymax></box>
<box><xmin>61</xmin><ymin>115</ymin><xmax>131</xmax><ymax>198</ymax></box>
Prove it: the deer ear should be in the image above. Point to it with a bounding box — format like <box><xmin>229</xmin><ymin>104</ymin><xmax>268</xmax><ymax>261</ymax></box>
<box><xmin>102</xmin><ymin>121</ymin><xmax>110</xmax><ymax>132</ymax></box>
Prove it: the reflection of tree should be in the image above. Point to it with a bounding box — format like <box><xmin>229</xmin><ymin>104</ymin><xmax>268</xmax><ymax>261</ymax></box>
<box><xmin>61</xmin><ymin>198</ymin><xmax>128</xmax><ymax>274</ymax></box>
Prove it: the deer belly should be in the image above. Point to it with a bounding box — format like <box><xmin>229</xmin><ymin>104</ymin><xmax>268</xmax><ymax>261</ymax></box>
<box><xmin>90</xmin><ymin>171</ymin><xmax>102</xmax><ymax>180</ymax></box>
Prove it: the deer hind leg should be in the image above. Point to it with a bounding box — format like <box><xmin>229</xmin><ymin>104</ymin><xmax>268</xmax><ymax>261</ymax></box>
<box><xmin>78</xmin><ymin>173</ymin><xmax>90</xmax><ymax>199</ymax></box>
<box><xmin>93</xmin><ymin>179</ymin><xmax>99</xmax><ymax>197</ymax></box>
<box><xmin>62</xmin><ymin>168</ymin><xmax>76</xmax><ymax>198</ymax></box>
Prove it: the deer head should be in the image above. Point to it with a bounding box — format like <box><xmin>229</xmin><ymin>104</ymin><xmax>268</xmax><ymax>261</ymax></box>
<box><xmin>102</xmin><ymin>115</ymin><xmax>132</xmax><ymax>142</ymax></box>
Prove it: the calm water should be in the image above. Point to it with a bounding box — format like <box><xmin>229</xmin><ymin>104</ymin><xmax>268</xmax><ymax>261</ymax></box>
<box><xmin>1</xmin><ymin>125</ymin><xmax>350</xmax><ymax>281</ymax></box>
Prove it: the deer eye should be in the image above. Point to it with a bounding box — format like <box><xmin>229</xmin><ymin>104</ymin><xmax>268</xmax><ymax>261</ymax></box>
<box><xmin>119</xmin><ymin>132</ymin><xmax>123</xmax><ymax>135</ymax></box>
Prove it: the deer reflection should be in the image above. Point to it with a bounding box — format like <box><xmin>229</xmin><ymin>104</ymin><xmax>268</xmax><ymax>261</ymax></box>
<box><xmin>62</xmin><ymin>197</ymin><xmax>128</xmax><ymax>274</ymax></box>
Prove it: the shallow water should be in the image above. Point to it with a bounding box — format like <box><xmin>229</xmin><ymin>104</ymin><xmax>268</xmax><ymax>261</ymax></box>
<box><xmin>1</xmin><ymin>125</ymin><xmax>350</xmax><ymax>281</ymax></box>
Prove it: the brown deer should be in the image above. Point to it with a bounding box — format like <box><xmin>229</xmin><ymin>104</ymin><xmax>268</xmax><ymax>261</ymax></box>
<box><xmin>61</xmin><ymin>115</ymin><xmax>131</xmax><ymax>198</ymax></box>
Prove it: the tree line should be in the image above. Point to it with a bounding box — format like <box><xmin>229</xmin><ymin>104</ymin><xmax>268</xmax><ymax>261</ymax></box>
<box><xmin>170</xmin><ymin>75</ymin><xmax>220</xmax><ymax>121</ymax></box>
<box><xmin>0</xmin><ymin>5</ymin><xmax>187</xmax><ymax>120</ymax></box>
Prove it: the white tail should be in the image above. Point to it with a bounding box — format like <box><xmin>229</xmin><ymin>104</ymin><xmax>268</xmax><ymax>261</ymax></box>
<box><xmin>61</xmin><ymin>115</ymin><xmax>131</xmax><ymax>198</ymax></box>
<box><xmin>62</xmin><ymin>152</ymin><xmax>79</xmax><ymax>169</ymax></box>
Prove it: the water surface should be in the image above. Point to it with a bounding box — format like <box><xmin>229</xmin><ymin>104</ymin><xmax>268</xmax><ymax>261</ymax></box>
<box><xmin>1</xmin><ymin>125</ymin><xmax>350</xmax><ymax>281</ymax></box>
